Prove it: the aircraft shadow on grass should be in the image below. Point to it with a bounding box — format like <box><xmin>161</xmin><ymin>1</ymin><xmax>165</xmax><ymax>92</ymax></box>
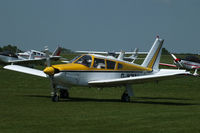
<box><xmin>23</xmin><ymin>94</ymin><xmax>199</xmax><ymax>106</ymax></box>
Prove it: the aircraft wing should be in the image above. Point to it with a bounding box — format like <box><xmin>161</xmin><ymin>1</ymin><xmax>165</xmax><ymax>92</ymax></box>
<box><xmin>88</xmin><ymin>69</ymin><xmax>191</xmax><ymax>87</ymax></box>
<box><xmin>4</xmin><ymin>65</ymin><xmax>47</xmax><ymax>78</ymax></box>
<box><xmin>192</xmin><ymin>67</ymin><xmax>200</xmax><ymax>69</ymax></box>
<box><xmin>8</xmin><ymin>56</ymin><xmax>60</xmax><ymax>64</ymax></box>
<box><xmin>76</xmin><ymin>51</ymin><xmax>148</xmax><ymax>55</ymax></box>
<box><xmin>159</xmin><ymin>63</ymin><xmax>177</xmax><ymax>68</ymax></box>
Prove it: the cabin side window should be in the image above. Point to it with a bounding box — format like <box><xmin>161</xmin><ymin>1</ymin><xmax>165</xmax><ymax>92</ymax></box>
<box><xmin>93</xmin><ymin>58</ymin><xmax>105</xmax><ymax>69</ymax></box>
<box><xmin>118</xmin><ymin>63</ymin><xmax>123</xmax><ymax>69</ymax></box>
<box><xmin>106</xmin><ymin>60</ymin><xmax>116</xmax><ymax>69</ymax></box>
<box><xmin>75</xmin><ymin>55</ymin><xmax>92</xmax><ymax>67</ymax></box>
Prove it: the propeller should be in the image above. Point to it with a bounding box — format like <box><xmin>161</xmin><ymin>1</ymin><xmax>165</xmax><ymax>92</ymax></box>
<box><xmin>45</xmin><ymin>46</ymin><xmax>50</xmax><ymax>67</ymax></box>
<box><xmin>43</xmin><ymin>46</ymin><xmax>57</xmax><ymax>75</ymax></box>
<box><xmin>43</xmin><ymin>46</ymin><xmax>59</xmax><ymax>101</ymax></box>
<box><xmin>171</xmin><ymin>54</ymin><xmax>183</xmax><ymax>68</ymax></box>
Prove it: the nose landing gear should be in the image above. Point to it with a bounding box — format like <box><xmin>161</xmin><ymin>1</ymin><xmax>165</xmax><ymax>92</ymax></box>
<box><xmin>51</xmin><ymin>86</ymin><xmax>69</xmax><ymax>102</ymax></box>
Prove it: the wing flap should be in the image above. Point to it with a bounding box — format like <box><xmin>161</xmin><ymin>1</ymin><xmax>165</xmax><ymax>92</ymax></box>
<box><xmin>88</xmin><ymin>69</ymin><xmax>191</xmax><ymax>87</ymax></box>
<box><xmin>4</xmin><ymin>65</ymin><xmax>47</xmax><ymax>78</ymax></box>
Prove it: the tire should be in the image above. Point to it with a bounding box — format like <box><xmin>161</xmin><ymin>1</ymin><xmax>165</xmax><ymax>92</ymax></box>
<box><xmin>121</xmin><ymin>93</ymin><xmax>130</xmax><ymax>102</ymax></box>
<box><xmin>60</xmin><ymin>89</ymin><xmax>69</xmax><ymax>99</ymax></box>
<box><xmin>52</xmin><ymin>95</ymin><xmax>59</xmax><ymax>102</ymax></box>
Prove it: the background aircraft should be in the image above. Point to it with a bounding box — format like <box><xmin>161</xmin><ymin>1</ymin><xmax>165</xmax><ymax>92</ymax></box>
<box><xmin>76</xmin><ymin>48</ymin><xmax>146</xmax><ymax>63</ymax></box>
<box><xmin>160</xmin><ymin>54</ymin><xmax>200</xmax><ymax>76</ymax></box>
<box><xmin>4</xmin><ymin>37</ymin><xmax>191</xmax><ymax>102</ymax></box>
<box><xmin>0</xmin><ymin>46</ymin><xmax>61</xmax><ymax>64</ymax></box>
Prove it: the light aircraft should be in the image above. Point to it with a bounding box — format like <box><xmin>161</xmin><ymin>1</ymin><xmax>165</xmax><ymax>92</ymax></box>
<box><xmin>76</xmin><ymin>48</ymin><xmax>146</xmax><ymax>63</ymax></box>
<box><xmin>160</xmin><ymin>54</ymin><xmax>200</xmax><ymax>76</ymax></box>
<box><xmin>61</xmin><ymin>48</ymin><xmax>145</xmax><ymax>63</ymax></box>
<box><xmin>0</xmin><ymin>46</ymin><xmax>61</xmax><ymax>64</ymax></box>
<box><xmin>4</xmin><ymin>36</ymin><xmax>191</xmax><ymax>102</ymax></box>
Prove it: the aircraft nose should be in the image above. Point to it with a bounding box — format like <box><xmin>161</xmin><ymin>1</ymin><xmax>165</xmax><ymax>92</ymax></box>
<box><xmin>175</xmin><ymin>58</ymin><xmax>181</xmax><ymax>62</ymax></box>
<box><xmin>43</xmin><ymin>67</ymin><xmax>55</xmax><ymax>75</ymax></box>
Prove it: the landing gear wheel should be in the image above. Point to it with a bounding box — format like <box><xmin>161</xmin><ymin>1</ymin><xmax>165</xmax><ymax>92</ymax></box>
<box><xmin>52</xmin><ymin>95</ymin><xmax>59</xmax><ymax>102</ymax></box>
<box><xmin>121</xmin><ymin>93</ymin><xmax>130</xmax><ymax>102</ymax></box>
<box><xmin>60</xmin><ymin>89</ymin><xmax>69</xmax><ymax>99</ymax></box>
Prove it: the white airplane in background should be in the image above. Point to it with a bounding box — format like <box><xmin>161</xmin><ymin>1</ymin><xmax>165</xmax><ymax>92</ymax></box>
<box><xmin>160</xmin><ymin>54</ymin><xmax>200</xmax><ymax>76</ymax></box>
<box><xmin>4</xmin><ymin>36</ymin><xmax>191</xmax><ymax>102</ymax></box>
<box><xmin>76</xmin><ymin>48</ymin><xmax>146</xmax><ymax>63</ymax></box>
<box><xmin>0</xmin><ymin>46</ymin><xmax>61</xmax><ymax>64</ymax></box>
<box><xmin>61</xmin><ymin>48</ymin><xmax>145</xmax><ymax>63</ymax></box>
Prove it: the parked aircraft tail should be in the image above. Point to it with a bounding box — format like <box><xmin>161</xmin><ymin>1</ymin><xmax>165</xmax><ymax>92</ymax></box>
<box><xmin>141</xmin><ymin>36</ymin><xmax>164</xmax><ymax>70</ymax></box>
<box><xmin>52</xmin><ymin>46</ymin><xmax>62</xmax><ymax>56</ymax></box>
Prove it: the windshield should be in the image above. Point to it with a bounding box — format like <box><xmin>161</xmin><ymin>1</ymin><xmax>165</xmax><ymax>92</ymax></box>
<box><xmin>75</xmin><ymin>55</ymin><xmax>92</xmax><ymax>67</ymax></box>
<box><xmin>69</xmin><ymin>55</ymin><xmax>81</xmax><ymax>63</ymax></box>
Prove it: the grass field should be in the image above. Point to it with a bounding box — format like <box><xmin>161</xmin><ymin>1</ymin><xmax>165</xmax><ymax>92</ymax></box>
<box><xmin>0</xmin><ymin>55</ymin><xmax>200</xmax><ymax>133</ymax></box>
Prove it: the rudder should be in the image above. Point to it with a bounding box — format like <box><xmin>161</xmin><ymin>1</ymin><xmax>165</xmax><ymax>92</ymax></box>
<box><xmin>141</xmin><ymin>36</ymin><xmax>164</xmax><ymax>70</ymax></box>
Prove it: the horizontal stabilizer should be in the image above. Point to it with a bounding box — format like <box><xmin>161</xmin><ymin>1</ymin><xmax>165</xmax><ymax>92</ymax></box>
<box><xmin>4</xmin><ymin>65</ymin><xmax>47</xmax><ymax>78</ymax></box>
<box><xmin>76</xmin><ymin>51</ymin><xmax>148</xmax><ymax>55</ymax></box>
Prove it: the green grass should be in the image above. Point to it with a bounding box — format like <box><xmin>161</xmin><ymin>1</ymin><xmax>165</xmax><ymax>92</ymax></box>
<box><xmin>0</xmin><ymin>55</ymin><xmax>200</xmax><ymax>133</ymax></box>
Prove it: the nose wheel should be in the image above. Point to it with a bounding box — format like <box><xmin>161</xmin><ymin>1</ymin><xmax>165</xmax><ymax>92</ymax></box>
<box><xmin>60</xmin><ymin>89</ymin><xmax>69</xmax><ymax>99</ymax></box>
<box><xmin>51</xmin><ymin>85</ymin><xmax>59</xmax><ymax>102</ymax></box>
<box><xmin>51</xmin><ymin>87</ymin><xmax>70</xmax><ymax>102</ymax></box>
<box><xmin>52</xmin><ymin>94</ymin><xmax>59</xmax><ymax>102</ymax></box>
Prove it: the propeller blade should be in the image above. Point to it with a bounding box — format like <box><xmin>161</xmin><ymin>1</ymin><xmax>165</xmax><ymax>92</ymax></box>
<box><xmin>45</xmin><ymin>46</ymin><xmax>51</xmax><ymax>67</ymax></box>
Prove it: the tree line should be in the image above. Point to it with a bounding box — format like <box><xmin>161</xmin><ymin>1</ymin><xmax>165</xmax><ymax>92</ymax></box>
<box><xmin>0</xmin><ymin>45</ymin><xmax>22</xmax><ymax>53</ymax></box>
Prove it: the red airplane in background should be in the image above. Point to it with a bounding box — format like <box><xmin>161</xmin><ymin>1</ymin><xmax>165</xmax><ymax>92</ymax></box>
<box><xmin>160</xmin><ymin>54</ymin><xmax>200</xmax><ymax>76</ymax></box>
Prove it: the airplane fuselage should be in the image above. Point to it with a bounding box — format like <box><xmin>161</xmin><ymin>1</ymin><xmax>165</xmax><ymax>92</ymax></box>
<box><xmin>53</xmin><ymin>70</ymin><xmax>152</xmax><ymax>87</ymax></box>
<box><xmin>45</xmin><ymin>54</ymin><xmax>152</xmax><ymax>88</ymax></box>
<box><xmin>0</xmin><ymin>55</ymin><xmax>18</xmax><ymax>63</ymax></box>
<box><xmin>175</xmin><ymin>60</ymin><xmax>200</xmax><ymax>70</ymax></box>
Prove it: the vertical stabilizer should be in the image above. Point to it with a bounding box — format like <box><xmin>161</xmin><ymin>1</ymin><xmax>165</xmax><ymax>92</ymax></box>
<box><xmin>141</xmin><ymin>36</ymin><xmax>164</xmax><ymax>70</ymax></box>
<box><xmin>117</xmin><ymin>50</ymin><xmax>125</xmax><ymax>60</ymax></box>
<box><xmin>52</xmin><ymin>46</ymin><xmax>62</xmax><ymax>56</ymax></box>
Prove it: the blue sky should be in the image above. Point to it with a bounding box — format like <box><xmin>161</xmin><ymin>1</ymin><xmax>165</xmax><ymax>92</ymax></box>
<box><xmin>0</xmin><ymin>0</ymin><xmax>200</xmax><ymax>53</ymax></box>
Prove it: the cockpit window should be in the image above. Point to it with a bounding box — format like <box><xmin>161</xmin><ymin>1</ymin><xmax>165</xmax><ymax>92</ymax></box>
<box><xmin>118</xmin><ymin>63</ymin><xmax>123</xmax><ymax>69</ymax></box>
<box><xmin>106</xmin><ymin>60</ymin><xmax>116</xmax><ymax>69</ymax></box>
<box><xmin>93</xmin><ymin>58</ymin><xmax>105</xmax><ymax>69</ymax></box>
<box><xmin>75</xmin><ymin>55</ymin><xmax>92</xmax><ymax>67</ymax></box>
<box><xmin>70</xmin><ymin>55</ymin><xmax>81</xmax><ymax>63</ymax></box>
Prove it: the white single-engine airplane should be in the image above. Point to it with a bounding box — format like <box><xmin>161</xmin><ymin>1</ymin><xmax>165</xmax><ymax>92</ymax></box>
<box><xmin>4</xmin><ymin>36</ymin><xmax>191</xmax><ymax>102</ymax></box>
<box><xmin>0</xmin><ymin>46</ymin><xmax>61</xmax><ymax>64</ymax></box>
<box><xmin>160</xmin><ymin>54</ymin><xmax>200</xmax><ymax>76</ymax></box>
<box><xmin>76</xmin><ymin>48</ymin><xmax>146</xmax><ymax>63</ymax></box>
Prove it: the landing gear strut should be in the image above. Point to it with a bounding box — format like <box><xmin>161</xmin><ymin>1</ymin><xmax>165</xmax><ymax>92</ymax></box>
<box><xmin>121</xmin><ymin>85</ymin><xmax>134</xmax><ymax>102</ymax></box>
<box><xmin>52</xmin><ymin>94</ymin><xmax>59</xmax><ymax>102</ymax></box>
<box><xmin>51</xmin><ymin>84</ymin><xmax>59</xmax><ymax>102</ymax></box>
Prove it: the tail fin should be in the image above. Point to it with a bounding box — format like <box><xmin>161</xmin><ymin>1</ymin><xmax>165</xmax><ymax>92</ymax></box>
<box><xmin>117</xmin><ymin>50</ymin><xmax>125</xmax><ymax>60</ymax></box>
<box><xmin>141</xmin><ymin>36</ymin><xmax>164</xmax><ymax>70</ymax></box>
<box><xmin>131</xmin><ymin>48</ymin><xmax>138</xmax><ymax>63</ymax></box>
<box><xmin>52</xmin><ymin>46</ymin><xmax>62</xmax><ymax>56</ymax></box>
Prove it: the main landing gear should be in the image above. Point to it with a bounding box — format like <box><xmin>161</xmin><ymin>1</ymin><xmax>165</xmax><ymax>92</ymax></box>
<box><xmin>121</xmin><ymin>85</ymin><xmax>134</xmax><ymax>102</ymax></box>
